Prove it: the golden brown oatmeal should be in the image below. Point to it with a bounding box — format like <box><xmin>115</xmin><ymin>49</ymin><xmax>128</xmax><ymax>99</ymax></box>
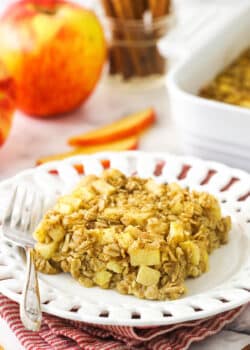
<box><xmin>200</xmin><ymin>48</ymin><xmax>250</xmax><ymax>108</ymax></box>
<box><xmin>33</xmin><ymin>169</ymin><xmax>231</xmax><ymax>300</ymax></box>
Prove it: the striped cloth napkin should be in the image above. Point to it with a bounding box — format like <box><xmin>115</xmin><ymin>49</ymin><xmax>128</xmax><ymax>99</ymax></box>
<box><xmin>0</xmin><ymin>294</ymin><xmax>246</xmax><ymax>350</ymax></box>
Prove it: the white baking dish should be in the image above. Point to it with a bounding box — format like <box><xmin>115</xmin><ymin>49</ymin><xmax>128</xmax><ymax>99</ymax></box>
<box><xmin>163</xmin><ymin>2</ymin><xmax>250</xmax><ymax>171</ymax></box>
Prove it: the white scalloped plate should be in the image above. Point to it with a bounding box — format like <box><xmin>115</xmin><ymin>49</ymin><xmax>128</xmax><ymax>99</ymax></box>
<box><xmin>0</xmin><ymin>152</ymin><xmax>250</xmax><ymax>326</ymax></box>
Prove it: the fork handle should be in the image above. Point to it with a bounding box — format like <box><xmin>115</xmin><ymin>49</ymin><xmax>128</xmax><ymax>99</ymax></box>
<box><xmin>20</xmin><ymin>247</ymin><xmax>42</xmax><ymax>331</ymax></box>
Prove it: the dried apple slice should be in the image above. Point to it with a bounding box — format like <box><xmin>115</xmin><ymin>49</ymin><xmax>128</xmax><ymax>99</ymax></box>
<box><xmin>37</xmin><ymin>136</ymin><xmax>139</xmax><ymax>166</ymax></box>
<box><xmin>68</xmin><ymin>108</ymin><xmax>156</xmax><ymax>147</ymax></box>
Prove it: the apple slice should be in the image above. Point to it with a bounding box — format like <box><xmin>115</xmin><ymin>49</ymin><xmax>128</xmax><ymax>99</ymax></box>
<box><xmin>37</xmin><ymin>136</ymin><xmax>139</xmax><ymax>166</ymax></box>
<box><xmin>68</xmin><ymin>108</ymin><xmax>156</xmax><ymax>147</ymax></box>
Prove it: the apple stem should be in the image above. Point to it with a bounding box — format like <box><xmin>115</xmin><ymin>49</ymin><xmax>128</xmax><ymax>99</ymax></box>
<box><xmin>34</xmin><ymin>5</ymin><xmax>56</xmax><ymax>15</ymax></box>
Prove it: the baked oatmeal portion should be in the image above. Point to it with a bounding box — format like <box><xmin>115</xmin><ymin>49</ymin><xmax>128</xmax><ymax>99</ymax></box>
<box><xmin>200</xmin><ymin>48</ymin><xmax>250</xmax><ymax>108</ymax></box>
<box><xmin>33</xmin><ymin>169</ymin><xmax>231</xmax><ymax>300</ymax></box>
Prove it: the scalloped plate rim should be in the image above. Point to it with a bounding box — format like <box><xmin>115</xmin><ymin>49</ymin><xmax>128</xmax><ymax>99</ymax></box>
<box><xmin>0</xmin><ymin>151</ymin><xmax>250</xmax><ymax>326</ymax></box>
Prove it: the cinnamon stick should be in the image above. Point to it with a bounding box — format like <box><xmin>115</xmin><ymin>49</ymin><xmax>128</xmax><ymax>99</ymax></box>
<box><xmin>130</xmin><ymin>0</ymin><xmax>151</xmax><ymax>76</ymax></box>
<box><xmin>165</xmin><ymin>0</ymin><xmax>171</xmax><ymax>15</ymax></box>
<box><xmin>104</xmin><ymin>0</ymin><xmax>137</xmax><ymax>77</ymax></box>
<box><xmin>148</xmin><ymin>0</ymin><xmax>157</xmax><ymax>17</ymax></box>
<box><xmin>149</xmin><ymin>0</ymin><xmax>170</xmax><ymax>18</ymax></box>
<box><xmin>112</xmin><ymin>0</ymin><xmax>146</xmax><ymax>77</ymax></box>
<box><xmin>147</xmin><ymin>0</ymin><xmax>169</xmax><ymax>75</ymax></box>
<box><xmin>101</xmin><ymin>0</ymin><xmax>114</xmax><ymax>16</ymax></box>
<box><xmin>131</xmin><ymin>0</ymin><xmax>145</xmax><ymax>19</ymax></box>
<box><xmin>100</xmin><ymin>0</ymin><xmax>171</xmax><ymax>80</ymax></box>
<box><xmin>101</xmin><ymin>0</ymin><xmax>126</xmax><ymax>77</ymax></box>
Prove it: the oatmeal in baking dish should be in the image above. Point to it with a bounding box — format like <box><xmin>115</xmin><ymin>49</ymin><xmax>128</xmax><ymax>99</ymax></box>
<box><xmin>200</xmin><ymin>48</ymin><xmax>250</xmax><ymax>108</ymax></box>
<box><xmin>33</xmin><ymin>169</ymin><xmax>231</xmax><ymax>300</ymax></box>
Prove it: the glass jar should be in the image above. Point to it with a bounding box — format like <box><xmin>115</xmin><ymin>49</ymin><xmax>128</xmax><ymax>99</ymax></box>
<box><xmin>99</xmin><ymin>0</ymin><xmax>174</xmax><ymax>85</ymax></box>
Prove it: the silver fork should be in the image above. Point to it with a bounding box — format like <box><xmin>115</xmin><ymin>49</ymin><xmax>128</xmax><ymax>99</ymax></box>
<box><xmin>2</xmin><ymin>185</ymin><xmax>43</xmax><ymax>331</ymax></box>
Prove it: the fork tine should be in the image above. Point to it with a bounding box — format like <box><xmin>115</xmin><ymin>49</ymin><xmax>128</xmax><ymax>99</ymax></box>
<box><xmin>39</xmin><ymin>197</ymin><xmax>45</xmax><ymax>221</ymax></box>
<box><xmin>27</xmin><ymin>191</ymin><xmax>40</xmax><ymax>234</ymax></box>
<box><xmin>28</xmin><ymin>193</ymin><xmax>44</xmax><ymax>234</ymax></box>
<box><xmin>2</xmin><ymin>184</ymin><xmax>44</xmax><ymax>248</ymax></box>
<box><xmin>14</xmin><ymin>186</ymin><xmax>28</xmax><ymax>230</ymax></box>
<box><xmin>29</xmin><ymin>191</ymin><xmax>38</xmax><ymax>232</ymax></box>
<box><xmin>20</xmin><ymin>188</ymin><xmax>34</xmax><ymax>232</ymax></box>
<box><xmin>2</xmin><ymin>185</ymin><xmax>18</xmax><ymax>226</ymax></box>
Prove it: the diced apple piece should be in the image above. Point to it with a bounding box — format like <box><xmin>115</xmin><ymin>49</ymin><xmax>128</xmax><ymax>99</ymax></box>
<box><xmin>68</xmin><ymin>108</ymin><xmax>156</xmax><ymax>147</ymax></box>
<box><xmin>102</xmin><ymin>207</ymin><xmax>122</xmax><ymax>221</ymax></box>
<box><xmin>65</xmin><ymin>197</ymin><xmax>82</xmax><ymax>208</ymax></box>
<box><xmin>171</xmin><ymin>202</ymin><xmax>184</xmax><ymax>215</ymax></box>
<box><xmin>168</xmin><ymin>183</ymin><xmax>182</xmax><ymax>194</ymax></box>
<box><xmin>55</xmin><ymin>196</ymin><xmax>81</xmax><ymax>214</ymax></box>
<box><xmin>36</xmin><ymin>136</ymin><xmax>139</xmax><ymax>165</ymax></box>
<box><xmin>94</xmin><ymin>270</ymin><xmax>112</xmax><ymax>287</ymax></box>
<box><xmin>180</xmin><ymin>241</ymin><xmax>200</xmax><ymax>266</ymax></box>
<box><xmin>73</xmin><ymin>187</ymin><xmax>95</xmax><ymax>201</ymax></box>
<box><xmin>92</xmin><ymin>179</ymin><xmax>115</xmax><ymax>195</ymax></box>
<box><xmin>136</xmin><ymin>266</ymin><xmax>160</xmax><ymax>286</ymax></box>
<box><xmin>129</xmin><ymin>248</ymin><xmax>160</xmax><ymax>266</ymax></box>
<box><xmin>145</xmin><ymin>179</ymin><xmax>163</xmax><ymax>196</ymax></box>
<box><xmin>107</xmin><ymin>261</ymin><xmax>123</xmax><ymax>273</ymax></box>
<box><xmin>101</xmin><ymin>228</ymin><xmax>116</xmax><ymax>244</ymax></box>
<box><xmin>33</xmin><ymin>222</ymin><xmax>47</xmax><ymax>243</ymax></box>
<box><xmin>76</xmin><ymin>175</ymin><xmax>98</xmax><ymax>187</ymax></box>
<box><xmin>117</xmin><ymin>231</ymin><xmax>134</xmax><ymax>249</ymax></box>
<box><xmin>35</xmin><ymin>241</ymin><xmax>58</xmax><ymax>260</ymax></box>
<box><xmin>103</xmin><ymin>168</ymin><xmax>126</xmax><ymax>185</ymax></box>
<box><xmin>210</xmin><ymin>201</ymin><xmax>221</xmax><ymax>221</ymax></box>
<box><xmin>121</xmin><ymin>211</ymin><xmax>151</xmax><ymax>226</ymax></box>
<box><xmin>167</xmin><ymin>221</ymin><xmax>186</xmax><ymax>246</ymax></box>
<box><xmin>49</xmin><ymin>225</ymin><xmax>65</xmax><ymax>242</ymax></box>
<box><xmin>147</xmin><ymin>218</ymin><xmax>168</xmax><ymax>235</ymax></box>
<box><xmin>124</xmin><ymin>225</ymin><xmax>141</xmax><ymax>238</ymax></box>
<box><xmin>54</xmin><ymin>203</ymin><xmax>73</xmax><ymax>215</ymax></box>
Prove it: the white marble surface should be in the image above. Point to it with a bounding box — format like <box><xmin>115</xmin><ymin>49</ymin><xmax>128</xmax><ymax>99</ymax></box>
<box><xmin>0</xmin><ymin>82</ymin><xmax>179</xmax><ymax>179</ymax></box>
<box><xmin>0</xmin><ymin>0</ymin><xmax>249</xmax><ymax>349</ymax></box>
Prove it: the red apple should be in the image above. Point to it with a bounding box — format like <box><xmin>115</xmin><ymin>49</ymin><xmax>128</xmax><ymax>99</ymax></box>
<box><xmin>0</xmin><ymin>64</ymin><xmax>15</xmax><ymax>146</ymax></box>
<box><xmin>0</xmin><ymin>0</ymin><xmax>106</xmax><ymax>117</ymax></box>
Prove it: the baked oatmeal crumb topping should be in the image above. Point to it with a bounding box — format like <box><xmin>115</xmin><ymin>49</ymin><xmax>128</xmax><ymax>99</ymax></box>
<box><xmin>33</xmin><ymin>168</ymin><xmax>231</xmax><ymax>300</ymax></box>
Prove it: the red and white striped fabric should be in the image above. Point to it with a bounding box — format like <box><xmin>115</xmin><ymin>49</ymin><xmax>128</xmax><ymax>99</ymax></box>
<box><xmin>0</xmin><ymin>295</ymin><xmax>246</xmax><ymax>350</ymax></box>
